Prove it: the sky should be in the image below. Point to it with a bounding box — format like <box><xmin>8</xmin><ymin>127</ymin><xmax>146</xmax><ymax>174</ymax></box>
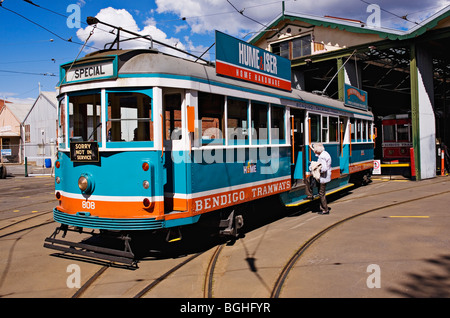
<box><xmin>0</xmin><ymin>0</ymin><xmax>448</xmax><ymax>105</ymax></box>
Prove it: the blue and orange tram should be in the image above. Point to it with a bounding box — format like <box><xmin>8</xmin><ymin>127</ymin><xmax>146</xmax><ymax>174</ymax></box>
<box><xmin>44</xmin><ymin>21</ymin><xmax>375</xmax><ymax>264</ymax></box>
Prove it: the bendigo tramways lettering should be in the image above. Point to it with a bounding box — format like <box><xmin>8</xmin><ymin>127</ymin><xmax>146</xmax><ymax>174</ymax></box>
<box><xmin>194</xmin><ymin>180</ymin><xmax>290</xmax><ymax>212</ymax></box>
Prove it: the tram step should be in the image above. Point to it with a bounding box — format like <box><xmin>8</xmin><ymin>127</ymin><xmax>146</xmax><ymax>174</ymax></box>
<box><xmin>285</xmin><ymin>183</ymin><xmax>354</xmax><ymax>208</ymax></box>
<box><xmin>44</xmin><ymin>237</ymin><xmax>136</xmax><ymax>266</ymax></box>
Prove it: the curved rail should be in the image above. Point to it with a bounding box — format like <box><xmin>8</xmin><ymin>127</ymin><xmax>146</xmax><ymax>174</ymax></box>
<box><xmin>203</xmin><ymin>244</ymin><xmax>225</xmax><ymax>298</ymax></box>
<box><xmin>271</xmin><ymin>187</ymin><xmax>450</xmax><ymax>298</ymax></box>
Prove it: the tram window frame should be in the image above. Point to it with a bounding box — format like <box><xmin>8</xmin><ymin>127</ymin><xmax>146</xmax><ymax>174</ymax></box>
<box><xmin>271</xmin><ymin>105</ymin><xmax>286</xmax><ymax>144</ymax></box>
<box><xmin>68</xmin><ymin>93</ymin><xmax>102</xmax><ymax>143</ymax></box>
<box><xmin>227</xmin><ymin>97</ymin><xmax>249</xmax><ymax>146</ymax></box>
<box><xmin>329</xmin><ymin>116</ymin><xmax>339</xmax><ymax>143</ymax></box>
<box><xmin>198</xmin><ymin>92</ymin><xmax>225</xmax><ymax>146</ymax></box>
<box><xmin>321</xmin><ymin>116</ymin><xmax>328</xmax><ymax>142</ymax></box>
<box><xmin>309</xmin><ymin>113</ymin><xmax>321</xmax><ymax>143</ymax></box>
<box><xmin>164</xmin><ymin>93</ymin><xmax>183</xmax><ymax>141</ymax></box>
<box><xmin>362</xmin><ymin>120</ymin><xmax>368</xmax><ymax>142</ymax></box>
<box><xmin>251</xmin><ymin>101</ymin><xmax>269</xmax><ymax>145</ymax></box>
<box><xmin>58</xmin><ymin>97</ymin><xmax>67</xmax><ymax>148</ymax></box>
<box><xmin>382</xmin><ymin>124</ymin><xmax>395</xmax><ymax>142</ymax></box>
<box><xmin>397</xmin><ymin>122</ymin><xmax>411</xmax><ymax>142</ymax></box>
<box><xmin>356</xmin><ymin>119</ymin><xmax>362</xmax><ymax>142</ymax></box>
<box><xmin>106</xmin><ymin>91</ymin><xmax>153</xmax><ymax>146</ymax></box>
<box><xmin>350</xmin><ymin>118</ymin><xmax>355</xmax><ymax>142</ymax></box>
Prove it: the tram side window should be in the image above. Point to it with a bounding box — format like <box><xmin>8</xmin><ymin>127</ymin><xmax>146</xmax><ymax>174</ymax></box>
<box><xmin>329</xmin><ymin>117</ymin><xmax>339</xmax><ymax>142</ymax></box>
<box><xmin>58</xmin><ymin>98</ymin><xmax>66</xmax><ymax>146</ymax></box>
<box><xmin>227</xmin><ymin>98</ymin><xmax>248</xmax><ymax>145</ymax></box>
<box><xmin>397</xmin><ymin>123</ymin><xmax>410</xmax><ymax>141</ymax></box>
<box><xmin>107</xmin><ymin>92</ymin><xmax>152</xmax><ymax>142</ymax></box>
<box><xmin>350</xmin><ymin>118</ymin><xmax>355</xmax><ymax>142</ymax></box>
<box><xmin>383</xmin><ymin>124</ymin><xmax>395</xmax><ymax>142</ymax></box>
<box><xmin>271</xmin><ymin>105</ymin><xmax>285</xmax><ymax>144</ymax></box>
<box><xmin>164</xmin><ymin>94</ymin><xmax>182</xmax><ymax>141</ymax></box>
<box><xmin>69</xmin><ymin>94</ymin><xmax>101</xmax><ymax>142</ymax></box>
<box><xmin>322</xmin><ymin>116</ymin><xmax>328</xmax><ymax>142</ymax></box>
<box><xmin>362</xmin><ymin>120</ymin><xmax>368</xmax><ymax>141</ymax></box>
<box><xmin>356</xmin><ymin>120</ymin><xmax>362</xmax><ymax>142</ymax></box>
<box><xmin>251</xmin><ymin>102</ymin><xmax>268</xmax><ymax>145</ymax></box>
<box><xmin>198</xmin><ymin>92</ymin><xmax>224</xmax><ymax>145</ymax></box>
<box><xmin>309</xmin><ymin>114</ymin><xmax>321</xmax><ymax>143</ymax></box>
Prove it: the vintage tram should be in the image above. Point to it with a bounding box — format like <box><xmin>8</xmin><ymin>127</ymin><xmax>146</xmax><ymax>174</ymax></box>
<box><xmin>44</xmin><ymin>22</ymin><xmax>374</xmax><ymax>264</ymax></box>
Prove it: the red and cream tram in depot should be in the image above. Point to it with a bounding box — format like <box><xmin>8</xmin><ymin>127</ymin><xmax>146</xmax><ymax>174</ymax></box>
<box><xmin>381</xmin><ymin>114</ymin><xmax>412</xmax><ymax>163</ymax></box>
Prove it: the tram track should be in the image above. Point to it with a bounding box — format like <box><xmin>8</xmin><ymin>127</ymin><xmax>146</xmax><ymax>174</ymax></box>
<box><xmin>331</xmin><ymin>179</ymin><xmax>444</xmax><ymax>204</ymax></box>
<box><xmin>67</xmin><ymin>179</ymin><xmax>450</xmax><ymax>298</ymax></box>
<box><xmin>0</xmin><ymin>199</ymin><xmax>56</xmax><ymax>214</ymax></box>
<box><xmin>0</xmin><ymin>178</ymin><xmax>443</xmax><ymax>298</ymax></box>
<box><xmin>0</xmin><ymin>211</ymin><xmax>54</xmax><ymax>239</ymax></box>
<box><xmin>270</xmin><ymin>186</ymin><xmax>450</xmax><ymax>298</ymax></box>
<box><xmin>71</xmin><ymin>247</ymin><xmax>219</xmax><ymax>298</ymax></box>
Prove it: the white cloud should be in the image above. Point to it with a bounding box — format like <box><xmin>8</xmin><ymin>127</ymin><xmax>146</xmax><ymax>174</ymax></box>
<box><xmin>175</xmin><ymin>24</ymin><xmax>188</xmax><ymax>34</ymax></box>
<box><xmin>76</xmin><ymin>7</ymin><xmax>211</xmax><ymax>61</ymax></box>
<box><xmin>154</xmin><ymin>0</ymin><xmax>449</xmax><ymax>37</ymax></box>
<box><xmin>155</xmin><ymin>0</ymin><xmax>281</xmax><ymax>38</ymax></box>
<box><xmin>0</xmin><ymin>92</ymin><xmax>35</xmax><ymax>105</ymax></box>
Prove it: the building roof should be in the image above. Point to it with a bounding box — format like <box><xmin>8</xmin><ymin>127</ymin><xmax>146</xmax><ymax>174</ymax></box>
<box><xmin>22</xmin><ymin>91</ymin><xmax>57</xmax><ymax>124</ymax></box>
<box><xmin>249</xmin><ymin>5</ymin><xmax>450</xmax><ymax>45</ymax></box>
<box><xmin>3</xmin><ymin>102</ymin><xmax>32</xmax><ymax>123</ymax></box>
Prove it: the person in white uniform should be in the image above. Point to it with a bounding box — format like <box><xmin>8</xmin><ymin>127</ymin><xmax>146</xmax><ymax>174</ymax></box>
<box><xmin>304</xmin><ymin>143</ymin><xmax>332</xmax><ymax>215</ymax></box>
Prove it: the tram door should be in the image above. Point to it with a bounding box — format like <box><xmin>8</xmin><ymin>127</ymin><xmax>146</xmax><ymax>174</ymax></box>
<box><xmin>162</xmin><ymin>89</ymin><xmax>188</xmax><ymax>212</ymax></box>
<box><xmin>340</xmin><ymin>117</ymin><xmax>350</xmax><ymax>175</ymax></box>
<box><xmin>290</xmin><ymin>108</ymin><xmax>305</xmax><ymax>182</ymax></box>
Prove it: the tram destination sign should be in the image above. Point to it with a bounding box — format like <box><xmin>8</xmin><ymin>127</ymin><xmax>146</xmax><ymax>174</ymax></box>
<box><xmin>215</xmin><ymin>31</ymin><xmax>291</xmax><ymax>91</ymax></box>
<box><xmin>70</xmin><ymin>141</ymin><xmax>99</xmax><ymax>162</ymax></box>
<box><xmin>61</xmin><ymin>57</ymin><xmax>117</xmax><ymax>84</ymax></box>
<box><xmin>344</xmin><ymin>84</ymin><xmax>368</xmax><ymax>110</ymax></box>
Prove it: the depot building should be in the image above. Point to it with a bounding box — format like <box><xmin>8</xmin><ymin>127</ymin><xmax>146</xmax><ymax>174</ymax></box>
<box><xmin>249</xmin><ymin>6</ymin><xmax>450</xmax><ymax>180</ymax></box>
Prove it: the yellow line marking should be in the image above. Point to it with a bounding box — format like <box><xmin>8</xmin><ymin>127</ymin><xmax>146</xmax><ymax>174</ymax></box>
<box><xmin>13</xmin><ymin>210</ymin><xmax>20</xmax><ymax>212</ymax></box>
<box><xmin>31</xmin><ymin>210</ymin><xmax>38</xmax><ymax>213</ymax></box>
<box><xmin>389</xmin><ymin>216</ymin><xmax>429</xmax><ymax>218</ymax></box>
<box><xmin>380</xmin><ymin>164</ymin><xmax>410</xmax><ymax>168</ymax></box>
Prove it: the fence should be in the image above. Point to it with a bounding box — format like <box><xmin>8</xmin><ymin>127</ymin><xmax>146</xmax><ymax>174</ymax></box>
<box><xmin>0</xmin><ymin>142</ymin><xmax>57</xmax><ymax>166</ymax></box>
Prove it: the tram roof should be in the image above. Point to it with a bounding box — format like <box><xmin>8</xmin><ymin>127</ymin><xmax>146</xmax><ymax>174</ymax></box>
<box><xmin>63</xmin><ymin>49</ymin><xmax>373</xmax><ymax>118</ymax></box>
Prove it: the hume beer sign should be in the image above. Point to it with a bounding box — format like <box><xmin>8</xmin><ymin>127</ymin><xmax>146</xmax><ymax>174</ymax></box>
<box><xmin>215</xmin><ymin>31</ymin><xmax>291</xmax><ymax>91</ymax></box>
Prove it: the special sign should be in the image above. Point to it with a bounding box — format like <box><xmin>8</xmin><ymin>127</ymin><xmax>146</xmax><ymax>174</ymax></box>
<box><xmin>70</xmin><ymin>141</ymin><xmax>99</xmax><ymax>162</ymax></box>
<box><xmin>215</xmin><ymin>31</ymin><xmax>291</xmax><ymax>91</ymax></box>
<box><xmin>62</xmin><ymin>58</ymin><xmax>116</xmax><ymax>84</ymax></box>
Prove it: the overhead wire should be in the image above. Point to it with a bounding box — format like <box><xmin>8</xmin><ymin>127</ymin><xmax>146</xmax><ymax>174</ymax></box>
<box><xmin>0</xmin><ymin>69</ymin><xmax>55</xmax><ymax>76</ymax></box>
<box><xmin>0</xmin><ymin>3</ymin><xmax>100</xmax><ymax>50</ymax></box>
<box><xmin>359</xmin><ymin>0</ymin><xmax>421</xmax><ymax>26</ymax></box>
<box><xmin>19</xmin><ymin>0</ymin><xmax>205</xmax><ymax>57</ymax></box>
<box><xmin>226</xmin><ymin>0</ymin><xmax>270</xmax><ymax>29</ymax></box>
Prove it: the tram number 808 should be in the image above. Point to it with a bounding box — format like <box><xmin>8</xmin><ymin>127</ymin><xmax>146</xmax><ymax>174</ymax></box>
<box><xmin>82</xmin><ymin>201</ymin><xmax>95</xmax><ymax>209</ymax></box>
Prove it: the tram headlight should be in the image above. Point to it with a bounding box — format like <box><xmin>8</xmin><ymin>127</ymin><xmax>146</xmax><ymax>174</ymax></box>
<box><xmin>143</xmin><ymin>180</ymin><xmax>150</xmax><ymax>189</ymax></box>
<box><xmin>78</xmin><ymin>176</ymin><xmax>88</xmax><ymax>191</ymax></box>
<box><xmin>78</xmin><ymin>173</ymin><xmax>94</xmax><ymax>194</ymax></box>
